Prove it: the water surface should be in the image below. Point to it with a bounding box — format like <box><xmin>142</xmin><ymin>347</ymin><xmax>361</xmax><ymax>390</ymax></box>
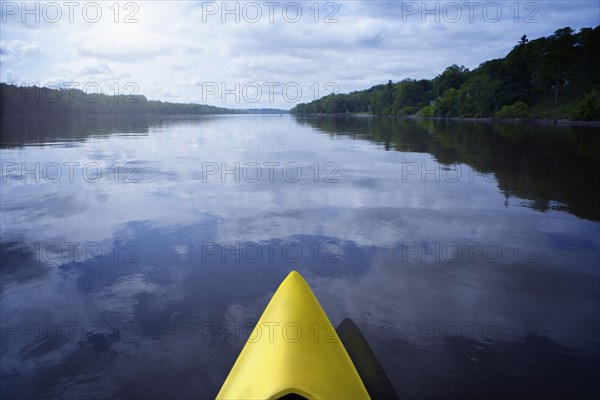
<box><xmin>1</xmin><ymin>115</ymin><xmax>599</xmax><ymax>398</ymax></box>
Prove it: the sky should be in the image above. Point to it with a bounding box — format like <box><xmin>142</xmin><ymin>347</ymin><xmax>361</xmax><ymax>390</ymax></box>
<box><xmin>1</xmin><ymin>0</ymin><xmax>599</xmax><ymax>109</ymax></box>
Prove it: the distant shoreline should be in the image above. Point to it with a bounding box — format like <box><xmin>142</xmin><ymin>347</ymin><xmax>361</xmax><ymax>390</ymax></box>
<box><xmin>4</xmin><ymin>112</ymin><xmax>598</xmax><ymax>127</ymax></box>
<box><xmin>300</xmin><ymin>112</ymin><xmax>600</xmax><ymax>127</ymax></box>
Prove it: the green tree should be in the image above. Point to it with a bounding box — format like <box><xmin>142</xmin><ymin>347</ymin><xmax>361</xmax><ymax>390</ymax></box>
<box><xmin>571</xmin><ymin>89</ymin><xmax>600</xmax><ymax>120</ymax></box>
<box><xmin>434</xmin><ymin>65</ymin><xmax>470</xmax><ymax>97</ymax></box>
<box><xmin>539</xmin><ymin>27</ymin><xmax>576</xmax><ymax>103</ymax></box>
<box><xmin>459</xmin><ymin>74</ymin><xmax>500</xmax><ymax>117</ymax></box>
<box><xmin>436</xmin><ymin>88</ymin><xmax>460</xmax><ymax>117</ymax></box>
<box><xmin>495</xmin><ymin>101</ymin><xmax>529</xmax><ymax>119</ymax></box>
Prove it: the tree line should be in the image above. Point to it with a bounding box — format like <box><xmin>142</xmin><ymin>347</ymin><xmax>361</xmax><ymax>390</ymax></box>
<box><xmin>0</xmin><ymin>83</ymin><xmax>259</xmax><ymax>116</ymax></box>
<box><xmin>291</xmin><ymin>26</ymin><xmax>600</xmax><ymax>121</ymax></box>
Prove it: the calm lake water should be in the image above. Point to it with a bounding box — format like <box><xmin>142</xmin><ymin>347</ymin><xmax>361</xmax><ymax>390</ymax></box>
<box><xmin>1</xmin><ymin>115</ymin><xmax>599</xmax><ymax>399</ymax></box>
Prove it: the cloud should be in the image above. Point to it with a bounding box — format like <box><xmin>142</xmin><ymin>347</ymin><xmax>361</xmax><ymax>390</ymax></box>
<box><xmin>53</xmin><ymin>59</ymin><xmax>129</xmax><ymax>82</ymax></box>
<box><xmin>1</xmin><ymin>69</ymin><xmax>21</xmax><ymax>83</ymax></box>
<box><xmin>0</xmin><ymin>39</ymin><xmax>41</xmax><ymax>58</ymax></box>
<box><xmin>58</xmin><ymin>60</ymin><xmax>111</xmax><ymax>75</ymax></box>
<box><xmin>69</xmin><ymin>30</ymin><xmax>174</xmax><ymax>63</ymax></box>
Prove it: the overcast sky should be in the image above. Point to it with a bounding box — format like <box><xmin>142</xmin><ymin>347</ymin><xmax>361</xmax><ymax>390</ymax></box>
<box><xmin>1</xmin><ymin>0</ymin><xmax>598</xmax><ymax>109</ymax></box>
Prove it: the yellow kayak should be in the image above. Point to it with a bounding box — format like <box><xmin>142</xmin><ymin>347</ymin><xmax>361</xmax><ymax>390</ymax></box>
<box><xmin>217</xmin><ymin>270</ymin><xmax>370</xmax><ymax>399</ymax></box>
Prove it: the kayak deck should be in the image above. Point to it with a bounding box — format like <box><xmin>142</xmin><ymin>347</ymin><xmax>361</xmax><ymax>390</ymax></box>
<box><xmin>217</xmin><ymin>271</ymin><xmax>370</xmax><ymax>399</ymax></box>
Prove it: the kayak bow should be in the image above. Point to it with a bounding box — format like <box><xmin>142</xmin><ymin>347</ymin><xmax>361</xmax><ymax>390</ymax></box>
<box><xmin>217</xmin><ymin>270</ymin><xmax>370</xmax><ymax>399</ymax></box>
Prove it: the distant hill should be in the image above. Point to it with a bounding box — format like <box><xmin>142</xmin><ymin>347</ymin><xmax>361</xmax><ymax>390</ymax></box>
<box><xmin>0</xmin><ymin>83</ymin><xmax>287</xmax><ymax>116</ymax></box>
<box><xmin>239</xmin><ymin>108</ymin><xmax>289</xmax><ymax>114</ymax></box>
<box><xmin>291</xmin><ymin>26</ymin><xmax>600</xmax><ymax>121</ymax></box>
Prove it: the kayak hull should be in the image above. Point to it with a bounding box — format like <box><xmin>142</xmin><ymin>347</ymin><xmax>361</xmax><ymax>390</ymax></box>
<box><xmin>217</xmin><ymin>271</ymin><xmax>370</xmax><ymax>399</ymax></box>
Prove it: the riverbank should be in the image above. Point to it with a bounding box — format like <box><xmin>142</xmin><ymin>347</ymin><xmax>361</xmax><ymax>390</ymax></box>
<box><xmin>301</xmin><ymin>112</ymin><xmax>600</xmax><ymax>127</ymax></box>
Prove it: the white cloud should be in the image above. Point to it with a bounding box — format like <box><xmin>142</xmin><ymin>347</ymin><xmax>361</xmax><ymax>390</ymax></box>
<box><xmin>0</xmin><ymin>39</ymin><xmax>41</xmax><ymax>59</ymax></box>
<box><xmin>69</xmin><ymin>29</ymin><xmax>174</xmax><ymax>63</ymax></box>
<box><xmin>52</xmin><ymin>59</ymin><xmax>129</xmax><ymax>82</ymax></box>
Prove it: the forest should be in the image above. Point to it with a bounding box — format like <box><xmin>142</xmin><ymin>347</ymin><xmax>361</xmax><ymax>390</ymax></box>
<box><xmin>0</xmin><ymin>83</ymin><xmax>245</xmax><ymax>116</ymax></box>
<box><xmin>291</xmin><ymin>26</ymin><xmax>600</xmax><ymax>121</ymax></box>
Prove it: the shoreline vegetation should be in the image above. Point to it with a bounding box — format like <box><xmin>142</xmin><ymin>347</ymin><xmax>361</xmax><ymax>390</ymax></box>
<box><xmin>0</xmin><ymin>83</ymin><xmax>288</xmax><ymax>116</ymax></box>
<box><xmin>291</xmin><ymin>26</ymin><xmax>600</xmax><ymax>123</ymax></box>
<box><xmin>308</xmin><ymin>112</ymin><xmax>600</xmax><ymax>127</ymax></box>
